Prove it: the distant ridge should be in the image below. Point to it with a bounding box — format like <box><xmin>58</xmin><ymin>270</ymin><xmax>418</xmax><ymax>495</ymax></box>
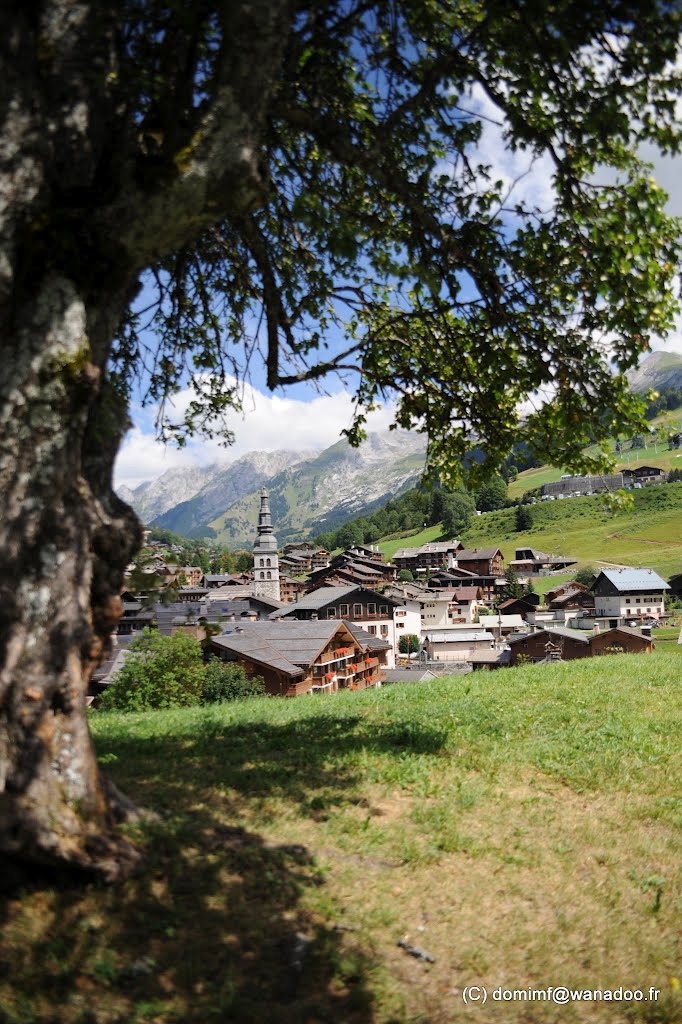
<box><xmin>140</xmin><ymin>431</ymin><xmax>427</xmax><ymax>544</ymax></box>
<box><xmin>626</xmin><ymin>350</ymin><xmax>682</xmax><ymax>394</ymax></box>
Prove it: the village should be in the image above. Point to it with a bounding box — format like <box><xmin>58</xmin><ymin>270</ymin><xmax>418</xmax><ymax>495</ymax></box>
<box><xmin>91</xmin><ymin>486</ymin><xmax>676</xmax><ymax>702</ymax></box>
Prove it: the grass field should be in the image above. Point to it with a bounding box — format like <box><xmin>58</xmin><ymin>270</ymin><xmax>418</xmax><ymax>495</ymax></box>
<box><xmin>2</xmin><ymin>654</ymin><xmax>680</xmax><ymax>1023</ymax></box>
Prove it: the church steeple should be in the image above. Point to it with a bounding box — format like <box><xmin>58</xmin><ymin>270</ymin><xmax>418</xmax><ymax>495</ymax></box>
<box><xmin>252</xmin><ymin>488</ymin><xmax>280</xmax><ymax>600</ymax></box>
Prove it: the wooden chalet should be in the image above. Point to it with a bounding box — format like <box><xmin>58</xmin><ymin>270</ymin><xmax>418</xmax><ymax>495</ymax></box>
<box><xmin>209</xmin><ymin>620</ymin><xmax>383</xmax><ymax>697</ymax></box>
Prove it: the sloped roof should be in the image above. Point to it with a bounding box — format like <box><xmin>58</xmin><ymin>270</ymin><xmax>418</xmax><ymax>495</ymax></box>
<box><xmin>211</xmin><ymin>620</ymin><xmax>355</xmax><ymax>677</ymax></box>
<box><xmin>424</xmin><ymin>630</ymin><xmax>495</xmax><ymax>643</ymax></box>
<box><xmin>456</xmin><ymin>548</ymin><xmax>503</xmax><ymax>560</ymax></box>
<box><xmin>595</xmin><ymin>568</ymin><xmax>670</xmax><ymax>592</ymax></box>
<box><xmin>342</xmin><ymin>621</ymin><xmax>392</xmax><ymax>652</ymax></box>
<box><xmin>507</xmin><ymin>625</ymin><xmax>590</xmax><ymax>644</ymax></box>
<box><xmin>279</xmin><ymin>584</ymin><xmax>398</xmax><ymax>611</ymax></box>
<box><xmin>478</xmin><ymin>614</ymin><xmax>525</xmax><ymax>629</ymax></box>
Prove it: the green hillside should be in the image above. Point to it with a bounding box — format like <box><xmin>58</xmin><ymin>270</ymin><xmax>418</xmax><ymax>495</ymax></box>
<box><xmin>3</xmin><ymin>656</ymin><xmax>680</xmax><ymax>1023</ymax></box>
<box><xmin>461</xmin><ymin>481</ymin><xmax>682</xmax><ymax>579</ymax></box>
<box><xmin>509</xmin><ymin>404</ymin><xmax>682</xmax><ymax>499</ymax></box>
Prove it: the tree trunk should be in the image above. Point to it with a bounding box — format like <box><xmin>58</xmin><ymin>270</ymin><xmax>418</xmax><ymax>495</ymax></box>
<box><xmin>0</xmin><ymin>272</ymin><xmax>143</xmax><ymax>880</ymax></box>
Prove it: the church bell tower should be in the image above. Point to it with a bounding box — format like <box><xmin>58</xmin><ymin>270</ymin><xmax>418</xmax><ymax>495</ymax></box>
<box><xmin>252</xmin><ymin>488</ymin><xmax>280</xmax><ymax>601</ymax></box>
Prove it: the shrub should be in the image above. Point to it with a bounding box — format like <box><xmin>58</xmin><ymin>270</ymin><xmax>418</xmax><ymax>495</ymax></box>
<box><xmin>201</xmin><ymin>659</ymin><xmax>266</xmax><ymax>703</ymax></box>
<box><xmin>100</xmin><ymin>630</ymin><xmax>206</xmax><ymax>711</ymax></box>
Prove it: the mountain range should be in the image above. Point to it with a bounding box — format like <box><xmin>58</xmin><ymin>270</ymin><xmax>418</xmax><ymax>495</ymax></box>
<box><xmin>626</xmin><ymin>349</ymin><xmax>682</xmax><ymax>393</ymax></box>
<box><xmin>123</xmin><ymin>431</ymin><xmax>427</xmax><ymax>546</ymax></box>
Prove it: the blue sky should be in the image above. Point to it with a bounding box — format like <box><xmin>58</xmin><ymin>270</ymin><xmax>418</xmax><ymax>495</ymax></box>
<box><xmin>114</xmin><ymin>85</ymin><xmax>682</xmax><ymax>490</ymax></box>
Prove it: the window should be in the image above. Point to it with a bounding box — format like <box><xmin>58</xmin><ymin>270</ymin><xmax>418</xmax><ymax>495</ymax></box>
<box><xmin>396</xmin><ymin>622</ymin><xmax>404</xmax><ymax>629</ymax></box>
<box><xmin>353</xmin><ymin>604</ymin><xmax>362</xmax><ymax>616</ymax></box>
<box><xmin>625</xmin><ymin>598</ymin><xmax>630</xmax><ymax>604</ymax></box>
<box><xmin>380</xmin><ymin>625</ymin><xmax>389</xmax><ymax>637</ymax></box>
<box><xmin>266</xmin><ymin>558</ymin><xmax>271</xmax><ymax>567</ymax></box>
<box><xmin>260</xmin><ymin>572</ymin><xmax>265</xmax><ymax>579</ymax></box>
<box><xmin>327</xmin><ymin>608</ymin><xmax>336</xmax><ymax>619</ymax></box>
<box><xmin>379</xmin><ymin>605</ymin><xmax>388</xmax><ymax>615</ymax></box>
<box><xmin>368</xmin><ymin>603</ymin><xmax>376</xmax><ymax>616</ymax></box>
<box><xmin>339</xmin><ymin>604</ymin><xmax>349</xmax><ymax>616</ymax></box>
<box><xmin>259</xmin><ymin>559</ymin><xmax>264</xmax><ymax>567</ymax></box>
<box><xmin>368</xmin><ymin>625</ymin><xmax>376</xmax><ymax>635</ymax></box>
<box><xmin>266</xmin><ymin>571</ymin><xmax>271</xmax><ymax>579</ymax></box>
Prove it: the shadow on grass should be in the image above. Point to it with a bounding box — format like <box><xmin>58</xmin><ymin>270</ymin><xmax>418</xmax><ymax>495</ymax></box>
<box><xmin>96</xmin><ymin>711</ymin><xmax>450</xmax><ymax>819</ymax></box>
<box><xmin>0</xmin><ymin>815</ymin><xmax>376</xmax><ymax>1024</ymax></box>
<box><xmin>0</xmin><ymin>713</ymin><xmax>447</xmax><ymax>1023</ymax></box>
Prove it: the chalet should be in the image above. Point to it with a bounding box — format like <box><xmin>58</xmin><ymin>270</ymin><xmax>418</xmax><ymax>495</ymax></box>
<box><xmin>203</xmin><ymin>587</ymin><xmax>286</xmax><ymax>619</ymax></box>
<box><xmin>393</xmin><ymin>540</ymin><xmax>462</xmax><ymax>573</ymax></box>
<box><xmin>427</xmin><ymin>568</ymin><xmax>504</xmax><ymax>604</ymax></box>
<box><xmin>545</xmin><ymin>580</ymin><xmax>591</xmax><ymax>604</ymax></box>
<box><xmin>203</xmin><ymin>573</ymin><xmax>252</xmax><ymax>588</ymax></box>
<box><xmin>496</xmin><ymin>596</ymin><xmax>538</xmax><ymax>619</ymax></box>
<box><xmin>116</xmin><ymin>594</ymin><xmax>156</xmax><ymax>635</ymax></box>
<box><xmin>209</xmin><ymin>620</ymin><xmax>383</xmax><ymax>697</ymax></box>
<box><xmin>176</xmin><ymin>585</ymin><xmax>210</xmax><ymax>603</ymax></box>
<box><xmin>417</xmin><ymin>587</ymin><xmax>482</xmax><ymax>627</ymax></box>
<box><xmin>589</xmin><ymin>626</ymin><xmax>653</xmax><ymax>656</ymax></box>
<box><xmin>452</xmin><ymin>547</ymin><xmax>504</xmax><ymax>576</ymax></box>
<box><xmin>179</xmin><ymin>566</ymin><xmax>204</xmax><ymax>586</ymax></box>
<box><xmin>279</xmin><ymin>575</ymin><xmax>308</xmax><ymax>603</ymax></box>
<box><xmin>622</xmin><ymin>466</ymin><xmax>667</xmax><ymax>485</ymax></box>
<box><xmin>274</xmin><ymin>584</ymin><xmax>421</xmax><ymax>668</ymax></box>
<box><xmin>508</xmin><ymin>626</ymin><xmax>591</xmax><ymax>664</ymax></box>
<box><xmin>509</xmin><ymin>547</ymin><xmax>577</xmax><ymax>575</ymax></box>
<box><xmin>547</xmin><ymin>586</ymin><xmax>595</xmax><ymax>615</ymax></box>
<box><xmin>591</xmin><ymin>568</ymin><xmax>669</xmax><ymax>627</ymax></box>
<box><xmin>279</xmin><ymin>546</ymin><xmax>330</xmax><ymax>574</ymax></box>
<box><xmin>478</xmin><ymin>613</ymin><xmax>527</xmax><ymax>636</ymax></box>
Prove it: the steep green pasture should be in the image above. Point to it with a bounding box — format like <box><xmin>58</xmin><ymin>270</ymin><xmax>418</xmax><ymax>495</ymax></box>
<box><xmin>463</xmin><ymin>483</ymin><xmax>682</xmax><ymax>578</ymax></box>
<box><xmin>2</xmin><ymin>655</ymin><xmax>680</xmax><ymax>1023</ymax></box>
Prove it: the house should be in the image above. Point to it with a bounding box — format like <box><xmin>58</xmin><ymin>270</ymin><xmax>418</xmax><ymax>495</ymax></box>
<box><xmin>416</xmin><ymin>587</ymin><xmax>482</xmax><ymax>627</ymax></box>
<box><xmin>589</xmin><ymin>626</ymin><xmax>654</xmax><ymax>656</ymax></box>
<box><xmin>545</xmin><ymin>580</ymin><xmax>591</xmax><ymax>604</ymax></box>
<box><xmin>422</xmin><ymin>629</ymin><xmax>496</xmax><ymax>662</ymax></box>
<box><xmin>547</xmin><ymin>586</ymin><xmax>595</xmax><ymax>615</ymax></box>
<box><xmin>279</xmin><ymin>575</ymin><xmax>308</xmax><ymax>603</ymax></box>
<box><xmin>273</xmin><ymin>584</ymin><xmax>421</xmax><ymax>668</ymax></box>
<box><xmin>204</xmin><ymin>587</ymin><xmax>287</xmax><ymax>619</ymax></box>
<box><xmin>116</xmin><ymin>596</ymin><xmax>156</xmax><ymax>635</ymax></box>
<box><xmin>478</xmin><ymin>613</ymin><xmax>527</xmax><ymax>636</ymax></box>
<box><xmin>507</xmin><ymin>626</ymin><xmax>591</xmax><ymax>664</ymax></box>
<box><xmin>452</xmin><ymin>547</ymin><xmax>504</xmax><ymax>576</ymax></box>
<box><xmin>178</xmin><ymin>565</ymin><xmax>204</xmax><ymax>586</ymax></box>
<box><xmin>496</xmin><ymin>596</ymin><xmax>538</xmax><ymax>619</ymax></box>
<box><xmin>508</xmin><ymin>624</ymin><xmax>655</xmax><ymax>664</ymax></box>
<box><xmin>209</xmin><ymin>619</ymin><xmax>383</xmax><ymax>696</ymax></box>
<box><xmin>383</xmin><ymin>668</ymin><xmax>441</xmax><ymax>684</ymax></box>
<box><xmin>393</xmin><ymin>540</ymin><xmax>462</xmax><ymax>573</ymax></box>
<box><xmin>203</xmin><ymin>573</ymin><xmax>253</xmax><ymax>588</ymax></box>
<box><xmin>509</xmin><ymin>547</ymin><xmax>577</xmax><ymax>575</ymax></box>
<box><xmin>591</xmin><ymin>568</ymin><xmax>669</xmax><ymax>627</ymax></box>
<box><xmin>427</xmin><ymin>568</ymin><xmax>504</xmax><ymax>604</ymax></box>
<box><xmin>622</xmin><ymin>466</ymin><xmax>667</xmax><ymax>485</ymax></box>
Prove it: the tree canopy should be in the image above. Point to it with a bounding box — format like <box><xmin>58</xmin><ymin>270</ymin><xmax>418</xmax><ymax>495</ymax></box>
<box><xmin>2</xmin><ymin>0</ymin><xmax>682</xmax><ymax>879</ymax></box>
<box><xmin>110</xmin><ymin>0</ymin><xmax>682</xmax><ymax>483</ymax></box>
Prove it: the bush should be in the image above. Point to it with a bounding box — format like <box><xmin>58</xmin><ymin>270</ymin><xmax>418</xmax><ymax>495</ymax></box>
<box><xmin>100</xmin><ymin>630</ymin><xmax>206</xmax><ymax>711</ymax></box>
<box><xmin>202</xmin><ymin>659</ymin><xmax>266</xmax><ymax>703</ymax></box>
<box><xmin>398</xmin><ymin>633</ymin><xmax>422</xmax><ymax>655</ymax></box>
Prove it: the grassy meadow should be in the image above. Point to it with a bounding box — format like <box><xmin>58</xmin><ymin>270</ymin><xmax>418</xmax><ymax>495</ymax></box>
<box><xmin>2</xmin><ymin>653</ymin><xmax>680</xmax><ymax>1023</ymax></box>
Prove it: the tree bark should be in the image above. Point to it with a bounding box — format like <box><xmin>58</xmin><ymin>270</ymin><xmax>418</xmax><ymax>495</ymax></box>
<box><xmin>0</xmin><ymin>272</ymin><xmax>144</xmax><ymax>878</ymax></box>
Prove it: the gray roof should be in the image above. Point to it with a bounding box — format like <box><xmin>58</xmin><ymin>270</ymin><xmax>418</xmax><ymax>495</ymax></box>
<box><xmin>508</xmin><ymin>625</ymin><xmax>590</xmax><ymax>644</ymax></box>
<box><xmin>456</xmin><ymin>548</ymin><xmax>502</xmax><ymax>560</ymax></box>
<box><xmin>383</xmin><ymin>669</ymin><xmax>439</xmax><ymax>683</ymax></box>
<box><xmin>595</xmin><ymin>568</ymin><xmax>670</xmax><ymax>592</ymax></box>
<box><xmin>278</xmin><ymin>585</ymin><xmax>398</xmax><ymax>611</ymax></box>
<box><xmin>210</xmin><ymin>620</ymin><xmax>358</xmax><ymax>677</ymax></box>
<box><xmin>424</xmin><ymin>630</ymin><xmax>495</xmax><ymax>643</ymax></box>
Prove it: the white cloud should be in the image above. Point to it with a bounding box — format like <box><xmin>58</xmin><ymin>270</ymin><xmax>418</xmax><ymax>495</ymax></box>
<box><xmin>460</xmin><ymin>83</ymin><xmax>557</xmax><ymax>214</ymax></box>
<box><xmin>114</xmin><ymin>382</ymin><xmax>397</xmax><ymax>488</ymax></box>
